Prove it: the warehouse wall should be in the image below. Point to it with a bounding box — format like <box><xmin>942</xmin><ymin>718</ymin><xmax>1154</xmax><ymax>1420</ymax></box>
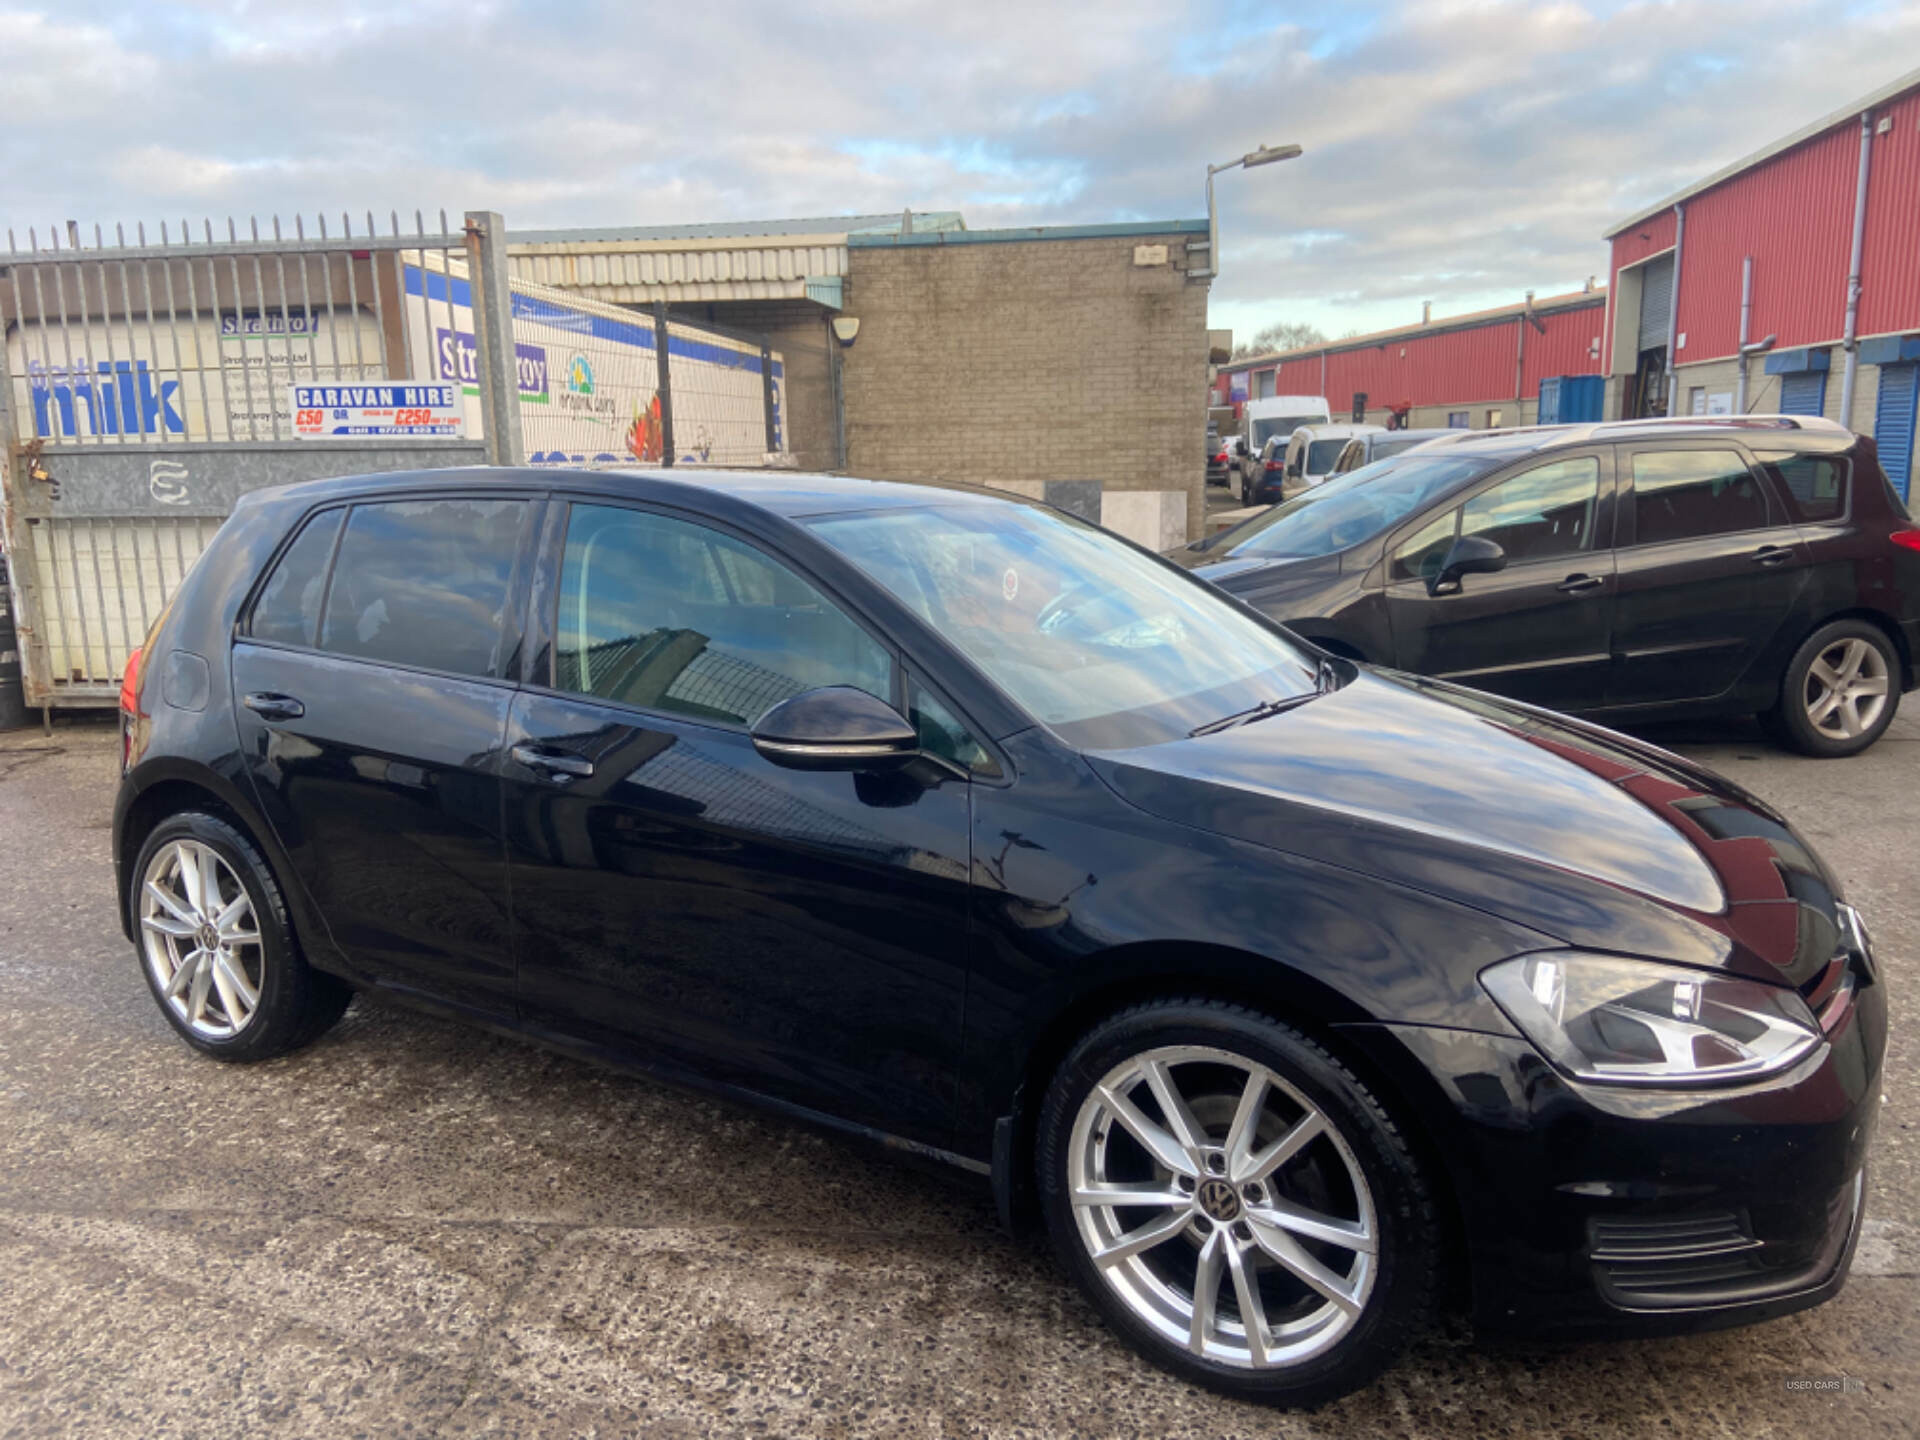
<box><xmin>842</xmin><ymin>229</ymin><xmax>1211</xmax><ymax>540</ymax></box>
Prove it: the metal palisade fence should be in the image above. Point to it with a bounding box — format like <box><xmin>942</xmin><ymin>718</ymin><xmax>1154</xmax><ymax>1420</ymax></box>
<box><xmin>0</xmin><ymin>209</ymin><xmax>789</xmax><ymax>709</ymax></box>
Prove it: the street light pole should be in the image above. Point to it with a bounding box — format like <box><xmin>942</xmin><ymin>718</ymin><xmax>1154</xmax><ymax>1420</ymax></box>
<box><xmin>1201</xmin><ymin>142</ymin><xmax>1302</xmax><ymax>282</ymax></box>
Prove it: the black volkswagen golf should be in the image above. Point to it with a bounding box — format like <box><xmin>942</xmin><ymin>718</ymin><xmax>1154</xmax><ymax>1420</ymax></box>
<box><xmin>1171</xmin><ymin>416</ymin><xmax>1920</xmax><ymax>757</ymax></box>
<box><xmin>115</xmin><ymin>466</ymin><xmax>1885</xmax><ymax>1406</ymax></box>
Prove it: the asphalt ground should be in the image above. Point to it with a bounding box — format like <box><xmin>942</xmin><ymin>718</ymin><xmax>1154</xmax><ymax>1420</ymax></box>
<box><xmin>0</xmin><ymin>709</ymin><xmax>1914</xmax><ymax>1439</ymax></box>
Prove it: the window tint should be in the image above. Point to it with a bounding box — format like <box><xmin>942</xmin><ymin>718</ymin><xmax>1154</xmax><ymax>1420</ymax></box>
<box><xmin>1631</xmin><ymin>450</ymin><xmax>1769</xmax><ymax>545</ymax></box>
<box><xmin>554</xmin><ymin>502</ymin><xmax>893</xmax><ymax>725</ymax></box>
<box><xmin>1459</xmin><ymin>457</ymin><xmax>1600</xmax><ymax>562</ymax></box>
<box><xmin>1758</xmin><ymin>453</ymin><xmax>1848</xmax><ymax>523</ymax></box>
<box><xmin>908</xmin><ymin>678</ymin><xmax>996</xmax><ymax>776</ymax></box>
<box><xmin>1390</xmin><ymin>510</ymin><xmax>1459</xmax><ymax>583</ymax></box>
<box><xmin>251</xmin><ymin>508</ymin><xmax>342</xmax><ymax>647</ymax></box>
<box><xmin>317</xmin><ymin>499</ymin><xmax>526</xmax><ymax>677</ymax></box>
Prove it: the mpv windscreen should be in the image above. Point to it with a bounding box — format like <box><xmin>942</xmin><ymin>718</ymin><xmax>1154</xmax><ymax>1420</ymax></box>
<box><xmin>808</xmin><ymin>502</ymin><xmax>1317</xmax><ymax>748</ymax></box>
<box><xmin>1250</xmin><ymin>416</ymin><xmax>1313</xmax><ymax>447</ymax></box>
<box><xmin>1209</xmin><ymin>453</ymin><xmax>1502</xmax><ymax>561</ymax></box>
<box><xmin>1305</xmin><ymin>438</ymin><xmax>1348</xmax><ymax>473</ymax></box>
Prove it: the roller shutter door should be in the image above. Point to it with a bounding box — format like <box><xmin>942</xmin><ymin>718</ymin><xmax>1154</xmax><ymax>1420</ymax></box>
<box><xmin>1876</xmin><ymin>363</ymin><xmax>1918</xmax><ymax>501</ymax></box>
<box><xmin>1779</xmin><ymin>371</ymin><xmax>1828</xmax><ymax>418</ymax></box>
<box><xmin>1636</xmin><ymin>256</ymin><xmax>1674</xmax><ymax>352</ymax></box>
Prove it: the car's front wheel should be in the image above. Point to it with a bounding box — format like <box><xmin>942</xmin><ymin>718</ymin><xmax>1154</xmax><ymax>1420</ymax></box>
<box><xmin>131</xmin><ymin>811</ymin><xmax>351</xmax><ymax>1060</ymax></box>
<box><xmin>1036</xmin><ymin>999</ymin><xmax>1437</xmax><ymax>1406</ymax></box>
<box><xmin>1766</xmin><ymin>620</ymin><xmax>1902</xmax><ymax>757</ymax></box>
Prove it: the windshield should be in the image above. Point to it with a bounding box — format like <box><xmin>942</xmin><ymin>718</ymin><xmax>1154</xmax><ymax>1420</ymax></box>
<box><xmin>1205</xmin><ymin>452</ymin><xmax>1502</xmax><ymax>561</ymax></box>
<box><xmin>1251</xmin><ymin>415</ymin><xmax>1319</xmax><ymax>447</ymax></box>
<box><xmin>1305</xmin><ymin>438</ymin><xmax>1347</xmax><ymax>473</ymax></box>
<box><xmin>808</xmin><ymin>502</ymin><xmax>1318</xmax><ymax>749</ymax></box>
<box><xmin>1371</xmin><ymin>436</ymin><xmax>1426</xmax><ymax>461</ymax></box>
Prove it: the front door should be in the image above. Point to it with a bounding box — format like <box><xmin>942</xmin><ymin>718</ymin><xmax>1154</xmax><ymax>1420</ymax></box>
<box><xmin>1383</xmin><ymin>452</ymin><xmax>1615</xmax><ymax>711</ymax></box>
<box><xmin>501</xmin><ymin>499</ymin><xmax>974</xmax><ymax>1147</ymax></box>
<box><xmin>1606</xmin><ymin>444</ymin><xmax>1809</xmax><ymax>708</ymax></box>
<box><xmin>231</xmin><ymin>494</ymin><xmax>538</xmax><ymax>1015</ymax></box>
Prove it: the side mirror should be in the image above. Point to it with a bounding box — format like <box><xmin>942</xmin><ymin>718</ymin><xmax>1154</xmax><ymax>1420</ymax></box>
<box><xmin>751</xmin><ymin>686</ymin><xmax>918</xmax><ymax>771</ymax></box>
<box><xmin>1429</xmin><ymin>534</ymin><xmax>1508</xmax><ymax>596</ymax></box>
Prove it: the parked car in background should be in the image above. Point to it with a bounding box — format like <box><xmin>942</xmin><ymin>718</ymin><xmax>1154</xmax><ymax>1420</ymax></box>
<box><xmin>114</xmin><ymin>464</ymin><xmax>1885</xmax><ymax>1406</ymax></box>
<box><xmin>1329</xmin><ymin>428</ymin><xmax>1457</xmax><ymax>475</ymax></box>
<box><xmin>1242</xmin><ymin>395</ymin><xmax>1332</xmax><ymax>457</ymax></box>
<box><xmin>1171</xmin><ymin>416</ymin><xmax>1920</xmax><ymax>756</ymax></box>
<box><xmin>1207</xmin><ymin>428</ymin><xmax>1232</xmax><ymax>487</ymax></box>
<box><xmin>1281</xmin><ymin>423</ymin><xmax>1385</xmax><ymax>499</ymax></box>
<box><xmin>1240</xmin><ymin>436</ymin><xmax>1292</xmax><ymax>507</ymax></box>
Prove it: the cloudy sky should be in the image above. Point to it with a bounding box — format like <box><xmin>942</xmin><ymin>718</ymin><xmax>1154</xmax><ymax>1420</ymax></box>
<box><xmin>2</xmin><ymin>1</ymin><xmax>1914</xmax><ymax>341</ymax></box>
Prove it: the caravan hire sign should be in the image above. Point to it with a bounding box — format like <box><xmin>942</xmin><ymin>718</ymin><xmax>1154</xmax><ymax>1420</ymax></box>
<box><xmin>289</xmin><ymin>383</ymin><xmax>464</xmax><ymax>438</ymax></box>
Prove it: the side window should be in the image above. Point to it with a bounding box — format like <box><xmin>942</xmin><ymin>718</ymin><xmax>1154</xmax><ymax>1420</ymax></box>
<box><xmin>1459</xmin><ymin>457</ymin><xmax>1601</xmax><ymax>562</ymax></box>
<box><xmin>250</xmin><ymin>508</ymin><xmax>343</xmax><ymax>646</ymax></box>
<box><xmin>1390</xmin><ymin>509</ymin><xmax>1460</xmax><ymax>583</ymax></box>
<box><xmin>908</xmin><ymin>678</ymin><xmax>997</xmax><ymax>776</ymax></box>
<box><xmin>1759</xmin><ymin>453</ymin><xmax>1848</xmax><ymax>524</ymax></box>
<box><xmin>554</xmin><ymin>502</ymin><xmax>894</xmax><ymax>725</ymax></box>
<box><xmin>1630</xmin><ymin>449</ymin><xmax>1769</xmax><ymax>545</ymax></box>
<box><xmin>317</xmin><ymin>498</ymin><xmax>527</xmax><ymax>677</ymax></box>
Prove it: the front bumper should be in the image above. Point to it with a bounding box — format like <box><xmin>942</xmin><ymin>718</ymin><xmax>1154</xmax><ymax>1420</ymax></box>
<box><xmin>1342</xmin><ymin>960</ymin><xmax>1886</xmax><ymax>1338</ymax></box>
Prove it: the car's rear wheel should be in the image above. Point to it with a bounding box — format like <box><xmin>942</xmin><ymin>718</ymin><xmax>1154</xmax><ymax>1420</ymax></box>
<box><xmin>1036</xmin><ymin>999</ymin><xmax>1436</xmax><ymax>1406</ymax></box>
<box><xmin>132</xmin><ymin>811</ymin><xmax>351</xmax><ymax>1060</ymax></box>
<box><xmin>1766</xmin><ymin>620</ymin><xmax>1901</xmax><ymax>757</ymax></box>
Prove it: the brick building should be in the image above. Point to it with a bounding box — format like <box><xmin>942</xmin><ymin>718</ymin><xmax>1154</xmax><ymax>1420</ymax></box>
<box><xmin>841</xmin><ymin>221</ymin><xmax>1213</xmax><ymax>541</ymax></box>
<box><xmin>1603</xmin><ymin>65</ymin><xmax>1920</xmax><ymax>496</ymax></box>
<box><xmin>1213</xmin><ymin>286</ymin><xmax>1608</xmax><ymax>433</ymax></box>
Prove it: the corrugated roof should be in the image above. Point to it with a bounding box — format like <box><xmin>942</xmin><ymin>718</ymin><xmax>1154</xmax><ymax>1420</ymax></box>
<box><xmin>848</xmin><ymin>218</ymin><xmax>1207</xmax><ymax>248</ymax></box>
<box><xmin>1605</xmin><ymin>65</ymin><xmax>1920</xmax><ymax>238</ymax></box>
<box><xmin>1221</xmin><ymin>286</ymin><xmax>1607</xmax><ymax>373</ymax></box>
<box><xmin>508</xmin><ymin>212</ymin><xmax>965</xmax><ymax>245</ymax></box>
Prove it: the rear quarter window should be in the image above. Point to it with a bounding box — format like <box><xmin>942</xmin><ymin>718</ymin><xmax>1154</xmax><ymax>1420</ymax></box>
<box><xmin>1759</xmin><ymin>453</ymin><xmax>1849</xmax><ymax>524</ymax></box>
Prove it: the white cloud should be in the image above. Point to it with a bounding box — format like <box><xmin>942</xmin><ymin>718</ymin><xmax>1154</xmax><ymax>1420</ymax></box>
<box><xmin>1</xmin><ymin>1</ymin><xmax>1913</xmax><ymax>334</ymax></box>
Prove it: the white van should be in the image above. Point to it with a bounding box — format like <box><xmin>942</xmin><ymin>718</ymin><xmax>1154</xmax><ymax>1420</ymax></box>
<box><xmin>1242</xmin><ymin>395</ymin><xmax>1332</xmax><ymax>454</ymax></box>
<box><xmin>1281</xmin><ymin>422</ymin><xmax>1385</xmax><ymax>498</ymax></box>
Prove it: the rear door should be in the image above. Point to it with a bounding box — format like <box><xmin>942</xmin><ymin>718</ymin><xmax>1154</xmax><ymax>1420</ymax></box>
<box><xmin>1382</xmin><ymin>450</ymin><xmax>1616</xmax><ymax>711</ymax></box>
<box><xmin>231</xmin><ymin>491</ymin><xmax>541</xmax><ymax>1016</ymax></box>
<box><xmin>1606</xmin><ymin>443</ymin><xmax>1809</xmax><ymax>708</ymax></box>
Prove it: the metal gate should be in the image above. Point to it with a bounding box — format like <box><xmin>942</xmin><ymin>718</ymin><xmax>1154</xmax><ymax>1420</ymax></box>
<box><xmin>0</xmin><ymin>212</ymin><xmax>505</xmax><ymax>707</ymax></box>
<box><xmin>1875</xmin><ymin>363</ymin><xmax>1917</xmax><ymax>500</ymax></box>
<box><xmin>1779</xmin><ymin>370</ymin><xmax>1829</xmax><ymax>418</ymax></box>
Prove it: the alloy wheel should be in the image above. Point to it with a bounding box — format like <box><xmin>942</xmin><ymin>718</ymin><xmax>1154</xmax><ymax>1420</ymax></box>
<box><xmin>139</xmin><ymin>840</ymin><xmax>264</xmax><ymax>1040</ymax></box>
<box><xmin>1068</xmin><ymin>1045</ymin><xmax>1377</xmax><ymax>1370</ymax></box>
<box><xmin>1803</xmin><ymin>637</ymin><xmax>1889</xmax><ymax>741</ymax></box>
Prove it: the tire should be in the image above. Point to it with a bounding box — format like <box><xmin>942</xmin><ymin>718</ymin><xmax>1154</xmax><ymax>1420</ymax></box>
<box><xmin>1765</xmin><ymin>620</ymin><xmax>1902</xmax><ymax>758</ymax></box>
<box><xmin>129</xmin><ymin>810</ymin><xmax>351</xmax><ymax>1060</ymax></box>
<box><xmin>1036</xmin><ymin>999</ymin><xmax>1437</xmax><ymax>1407</ymax></box>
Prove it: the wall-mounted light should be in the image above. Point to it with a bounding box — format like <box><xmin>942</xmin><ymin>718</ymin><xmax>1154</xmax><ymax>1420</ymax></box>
<box><xmin>831</xmin><ymin>316</ymin><xmax>861</xmax><ymax>348</ymax></box>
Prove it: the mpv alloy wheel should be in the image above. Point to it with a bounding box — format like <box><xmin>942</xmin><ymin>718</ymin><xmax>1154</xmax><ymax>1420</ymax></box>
<box><xmin>1038</xmin><ymin>1000</ymin><xmax>1435</xmax><ymax>1405</ymax></box>
<box><xmin>140</xmin><ymin>839</ymin><xmax>263</xmax><ymax>1040</ymax></box>
<box><xmin>1068</xmin><ymin>1045</ymin><xmax>1377</xmax><ymax>1369</ymax></box>
<box><xmin>1803</xmin><ymin>637</ymin><xmax>1889</xmax><ymax>743</ymax></box>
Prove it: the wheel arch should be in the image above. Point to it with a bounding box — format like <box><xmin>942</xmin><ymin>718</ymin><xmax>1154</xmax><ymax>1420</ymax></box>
<box><xmin>116</xmin><ymin>762</ymin><xmax>294</xmax><ymax>945</ymax></box>
<box><xmin>1809</xmin><ymin>607</ymin><xmax>1912</xmax><ymax>689</ymax></box>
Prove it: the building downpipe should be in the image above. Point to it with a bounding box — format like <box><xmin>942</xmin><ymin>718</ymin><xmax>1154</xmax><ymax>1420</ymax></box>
<box><xmin>1663</xmin><ymin>203</ymin><xmax>1685</xmax><ymax>414</ymax></box>
<box><xmin>1839</xmin><ymin>109</ymin><xmax>1874</xmax><ymax>427</ymax></box>
<box><xmin>1737</xmin><ymin>256</ymin><xmax>1753</xmax><ymax>413</ymax></box>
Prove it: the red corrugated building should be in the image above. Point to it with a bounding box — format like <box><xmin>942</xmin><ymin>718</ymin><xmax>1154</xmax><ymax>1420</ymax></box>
<box><xmin>1602</xmin><ymin>65</ymin><xmax>1920</xmax><ymax>496</ymax></box>
<box><xmin>1214</xmin><ymin>287</ymin><xmax>1607</xmax><ymax>433</ymax></box>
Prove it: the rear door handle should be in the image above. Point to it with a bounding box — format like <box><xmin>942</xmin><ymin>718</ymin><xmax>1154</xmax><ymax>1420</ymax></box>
<box><xmin>242</xmin><ymin>692</ymin><xmax>305</xmax><ymax>721</ymax></box>
<box><xmin>511</xmin><ymin>743</ymin><xmax>595</xmax><ymax>781</ymax></box>
<box><xmin>1752</xmin><ymin>544</ymin><xmax>1793</xmax><ymax>566</ymax></box>
<box><xmin>1556</xmin><ymin>573</ymin><xmax>1606</xmax><ymax>594</ymax></box>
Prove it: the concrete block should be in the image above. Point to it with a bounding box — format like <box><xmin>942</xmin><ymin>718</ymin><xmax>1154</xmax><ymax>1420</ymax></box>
<box><xmin>1102</xmin><ymin>489</ymin><xmax>1187</xmax><ymax>551</ymax></box>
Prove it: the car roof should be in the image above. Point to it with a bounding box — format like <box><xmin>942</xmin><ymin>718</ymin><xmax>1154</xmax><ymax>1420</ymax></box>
<box><xmin>249</xmin><ymin>465</ymin><xmax>1025</xmax><ymax>521</ymax></box>
<box><xmin>1294</xmin><ymin>423</ymin><xmax>1384</xmax><ymax>441</ymax></box>
<box><xmin>1408</xmin><ymin>414</ymin><xmax>1856</xmax><ymax>458</ymax></box>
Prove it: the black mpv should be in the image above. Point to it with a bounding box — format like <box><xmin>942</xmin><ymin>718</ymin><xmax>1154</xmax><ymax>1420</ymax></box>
<box><xmin>116</xmin><ymin>466</ymin><xmax>1886</xmax><ymax>1406</ymax></box>
<box><xmin>1171</xmin><ymin>416</ymin><xmax>1920</xmax><ymax>757</ymax></box>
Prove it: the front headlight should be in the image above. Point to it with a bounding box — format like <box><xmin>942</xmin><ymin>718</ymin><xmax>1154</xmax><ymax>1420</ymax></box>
<box><xmin>1481</xmin><ymin>952</ymin><xmax>1822</xmax><ymax>1087</ymax></box>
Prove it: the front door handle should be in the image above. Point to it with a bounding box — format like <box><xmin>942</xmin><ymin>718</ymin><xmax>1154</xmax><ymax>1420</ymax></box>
<box><xmin>511</xmin><ymin>743</ymin><xmax>595</xmax><ymax>781</ymax></box>
<box><xmin>1556</xmin><ymin>573</ymin><xmax>1606</xmax><ymax>594</ymax></box>
<box><xmin>242</xmin><ymin>692</ymin><xmax>305</xmax><ymax>721</ymax></box>
<box><xmin>1752</xmin><ymin>544</ymin><xmax>1793</xmax><ymax>566</ymax></box>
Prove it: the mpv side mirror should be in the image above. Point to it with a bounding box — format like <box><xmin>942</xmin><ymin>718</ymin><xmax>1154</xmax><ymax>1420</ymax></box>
<box><xmin>751</xmin><ymin>686</ymin><xmax>919</xmax><ymax>772</ymax></box>
<box><xmin>1429</xmin><ymin>534</ymin><xmax>1508</xmax><ymax>596</ymax></box>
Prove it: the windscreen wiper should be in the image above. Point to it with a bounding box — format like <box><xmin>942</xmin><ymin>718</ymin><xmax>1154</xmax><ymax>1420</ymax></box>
<box><xmin>1187</xmin><ymin>660</ymin><xmax>1343</xmax><ymax>739</ymax></box>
